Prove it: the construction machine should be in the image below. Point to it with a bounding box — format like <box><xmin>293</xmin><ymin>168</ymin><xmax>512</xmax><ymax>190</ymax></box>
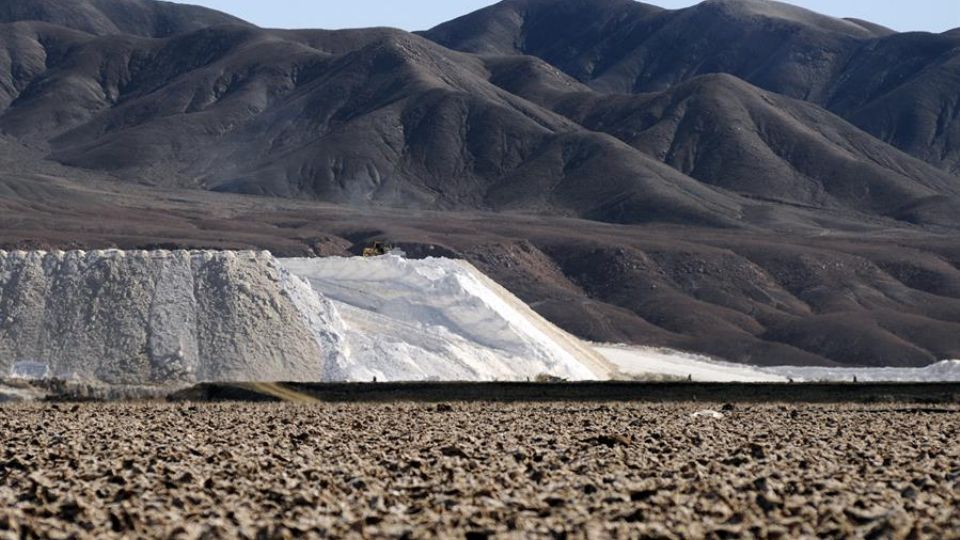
<box><xmin>362</xmin><ymin>241</ymin><xmax>391</xmax><ymax>257</ymax></box>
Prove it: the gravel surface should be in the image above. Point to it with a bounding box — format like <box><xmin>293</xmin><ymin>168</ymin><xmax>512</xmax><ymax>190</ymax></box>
<box><xmin>1</xmin><ymin>403</ymin><xmax>959</xmax><ymax>539</ymax></box>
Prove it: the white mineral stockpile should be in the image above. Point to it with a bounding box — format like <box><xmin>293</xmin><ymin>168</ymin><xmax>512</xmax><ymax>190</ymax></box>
<box><xmin>0</xmin><ymin>250</ymin><xmax>611</xmax><ymax>385</ymax></box>
<box><xmin>761</xmin><ymin>360</ymin><xmax>960</xmax><ymax>383</ymax></box>
<box><xmin>594</xmin><ymin>344</ymin><xmax>788</xmax><ymax>382</ymax></box>
<box><xmin>280</xmin><ymin>256</ymin><xmax>614</xmax><ymax>382</ymax></box>
<box><xmin>0</xmin><ymin>250</ymin><xmax>346</xmax><ymax>384</ymax></box>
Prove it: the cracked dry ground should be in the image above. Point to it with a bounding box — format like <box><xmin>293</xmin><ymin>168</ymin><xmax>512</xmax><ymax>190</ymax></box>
<box><xmin>1</xmin><ymin>403</ymin><xmax>959</xmax><ymax>539</ymax></box>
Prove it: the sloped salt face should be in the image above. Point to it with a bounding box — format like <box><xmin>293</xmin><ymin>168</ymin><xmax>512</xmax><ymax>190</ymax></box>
<box><xmin>0</xmin><ymin>250</ymin><xmax>346</xmax><ymax>385</ymax></box>
<box><xmin>281</xmin><ymin>255</ymin><xmax>611</xmax><ymax>382</ymax></box>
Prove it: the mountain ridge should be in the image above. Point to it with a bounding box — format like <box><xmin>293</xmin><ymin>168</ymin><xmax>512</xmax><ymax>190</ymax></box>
<box><xmin>0</xmin><ymin>0</ymin><xmax>250</xmax><ymax>37</ymax></box>
<box><xmin>423</xmin><ymin>0</ymin><xmax>960</xmax><ymax>174</ymax></box>
<box><xmin>0</xmin><ymin>7</ymin><xmax>954</xmax><ymax>229</ymax></box>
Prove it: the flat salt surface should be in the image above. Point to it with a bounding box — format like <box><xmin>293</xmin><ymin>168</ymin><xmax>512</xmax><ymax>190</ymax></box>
<box><xmin>596</xmin><ymin>344</ymin><xmax>960</xmax><ymax>383</ymax></box>
<box><xmin>763</xmin><ymin>360</ymin><xmax>960</xmax><ymax>383</ymax></box>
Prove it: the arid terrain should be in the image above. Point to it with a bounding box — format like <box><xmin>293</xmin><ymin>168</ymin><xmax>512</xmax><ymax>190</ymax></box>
<box><xmin>1</xmin><ymin>402</ymin><xmax>958</xmax><ymax>538</ymax></box>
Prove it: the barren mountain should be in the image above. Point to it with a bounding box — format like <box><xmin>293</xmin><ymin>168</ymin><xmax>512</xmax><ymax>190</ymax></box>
<box><xmin>424</xmin><ymin>0</ymin><xmax>960</xmax><ymax>173</ymax></box>
<box><xmin>0</xmin><ymin>4</ymin><xmax>955</xmax><ymax>228</ymax></box>
<box><xmin>0</xmin><ymin>0</ymin><xmax>248</xmax><ymax>37</ymax></box>
<box><xmin>0</xmin><ymin>21</ymin><xmax>753</xmax><ymax>226</ymax></box>
<box><xmin>485</xmin><ymin>57</ymin><xmax>960</xmax><ymax>225</ymax></box>
<box><xmin>0</xmin><ymin>0</ymin><xmax>959</xmax><ymax>367</ymax></box>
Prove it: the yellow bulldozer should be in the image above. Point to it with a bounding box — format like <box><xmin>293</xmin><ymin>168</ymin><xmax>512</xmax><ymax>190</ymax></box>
<box><xmin>362</xmin><ymin>241</ymin><xmax>391</xmax><ymax>257</ymax></box>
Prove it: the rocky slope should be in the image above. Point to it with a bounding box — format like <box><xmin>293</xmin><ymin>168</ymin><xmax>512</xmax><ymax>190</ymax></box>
<box><xmin>484</xmin><ymin>61</ymin><xmax>960</xmax><ymax>224</ymax></box>
<box><xmin>0</xmin><ymin>22</ymin><xmax>747</xmax><ymax>226</ymax></box>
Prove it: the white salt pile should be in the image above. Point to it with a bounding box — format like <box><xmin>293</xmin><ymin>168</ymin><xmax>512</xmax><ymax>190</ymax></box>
<box><xmin>0</xmin><ymin>250</ymin><xmax>611</xmax><ymax>384</ymax></box>
<box><xmin>0</xmin><ymin>250</ymin><xmax>346</xmax><ymax>384</ymax></box>
<box><xmin>281</xmin><ymin>256</ymin><xmax>612</xmax><ymax>382</ymax></box>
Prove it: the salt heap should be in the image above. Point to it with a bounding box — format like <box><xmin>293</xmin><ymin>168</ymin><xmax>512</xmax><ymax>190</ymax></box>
<box><xmin>282</xmin><ymin>256</ymin><xmax>611</xmax><ymax>381</ymax></box>
<box><xmin>0</xmin><ymin>250</ymin><xmax>346</xmax><ymax>384</ymax></box>
<box><xmin>0</xmin><ymin>250</ymin><xmax>611</xmax><ymax>384</ymax></box>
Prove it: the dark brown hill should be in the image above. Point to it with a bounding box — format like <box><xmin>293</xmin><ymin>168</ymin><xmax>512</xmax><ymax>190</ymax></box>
<box><xmin>423</xmin><ymin>0</ymin><xmax>881</xmax><ymax>95</ymax></box>
<box><xmin>484</xmin><ymin>60</ymin><xmax>960</xmax><ymax>225</ymax></box>
<box><xmin>0</xmin><ymin>0</ymin><xmax>248</xmax><ymax>37</ymax></box>
<box><xmin>829</xmin><ymin>32</ymin><xmax>960</xmax><ymax>175</ymax></box>
<box><xmin>0</xmin><ymin>13</ymin><xmax>955</xmax><ymax>229</ymax></box>
<box><xmin>423</xmin><ymin>0</ymin><xmax>960</xmax><ymax>173</ymax></box>
<box><xmin>1</xmin><ymin>24</ymin><xmax>753</xmax><ymax>226</ymax></box>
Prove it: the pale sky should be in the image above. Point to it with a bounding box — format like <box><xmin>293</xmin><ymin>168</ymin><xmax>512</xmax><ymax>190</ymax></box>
<box><xmin>170</xmin><ymin>0</ymin><xmax>960</xmax><ymax>33</ymax></box>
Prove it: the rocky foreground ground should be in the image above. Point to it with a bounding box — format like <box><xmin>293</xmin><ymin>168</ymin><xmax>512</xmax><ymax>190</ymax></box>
<box><xmin>1</xmin><ymin>402</ymin><xmax>958</xmax><ymax>539</ymax></box>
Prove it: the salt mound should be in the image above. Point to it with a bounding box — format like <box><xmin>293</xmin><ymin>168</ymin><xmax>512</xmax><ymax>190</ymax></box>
<box><xmin>282</xmin><ymin>256</ymin><xmax>612</xmax><ymax>381</ymax></box>
<box><xmin>0</xmin><ymin>250</ymin><xmax>346</xmax><ymax>384</ymax></box>
<box><xmin>1</xmin><ymin>250</ymin><xmax>610</xmax><ymax>384</ymax></box>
